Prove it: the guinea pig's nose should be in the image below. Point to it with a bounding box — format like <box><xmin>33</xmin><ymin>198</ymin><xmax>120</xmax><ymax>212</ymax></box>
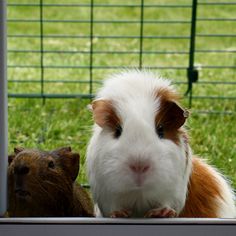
<box><xmin>14</xmin><ymin>164</ymin><xmax>30</xmax><ymax>175</ymax></box>
<box><xmin>129</xmin><ymin>162</ymin><xmax>150</xmax><ymax>174</ymax></box>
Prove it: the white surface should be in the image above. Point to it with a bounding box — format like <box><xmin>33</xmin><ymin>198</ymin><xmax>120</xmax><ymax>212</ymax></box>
<box><xmin>0</xmin><ymin>217</ymin><xmax>236</xmax><ymax>224</ymax></box>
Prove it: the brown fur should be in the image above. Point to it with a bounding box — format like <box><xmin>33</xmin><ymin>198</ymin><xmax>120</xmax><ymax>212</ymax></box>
<box><xmin>8</xmin><ymin>147</ymin><xmax>94</xmax><ymax>217</ymax></box>
<box><xmin>92</xmin><ymin>99</ymin><xmax>121</xmax><ymax>130</ymax></box>
<box><xmin>157</xmin><ymin>87</ymin><xmax>181</xmax><ymax>103</ymax></box>
<box><xmin>155</xmin><ymin>88</ymin><xmax>188</xmax><ymax>145</ymax></box>
<box><xmin>179</xmin><ymin>157</ymin><xmax>223</xmax><ymax>217</ymax></box>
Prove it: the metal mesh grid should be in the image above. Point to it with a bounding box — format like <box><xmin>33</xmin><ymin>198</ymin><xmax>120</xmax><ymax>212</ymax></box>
<box><xmin>7</xmin><ymin>0</ymin><xmax>236</xmax><ymax>113</ymax></box>
<box><xmin>192</xmin><ymin>1</ymin><xmax>236</xmax><ymax>114</ymax></box>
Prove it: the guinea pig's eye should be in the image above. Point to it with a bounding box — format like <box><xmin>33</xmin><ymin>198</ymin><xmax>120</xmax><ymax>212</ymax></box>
<box><xmin>114</xmin><ymin>125</ymin><xmax>122</xmax><ymax>138</ymax></box>
<box><xmin>156</xmin><ymin>124</ymin><xmax>164</xmax><ymax>139</ymax></box>
<box><xmin>48</xmin><ymin>161</ymin><xmax>55</xmax><ymax>169</ymax></box>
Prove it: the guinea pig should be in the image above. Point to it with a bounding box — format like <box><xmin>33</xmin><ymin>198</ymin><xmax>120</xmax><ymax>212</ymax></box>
<box><xmin>86</xmin><ymin>70</ymin><xmax>236</xmax><ymax>218</ymax></box>
<box><xmin>8</xmin><ymin>146</ymin><xmax>94</xmax><ymax>217</ymax></box>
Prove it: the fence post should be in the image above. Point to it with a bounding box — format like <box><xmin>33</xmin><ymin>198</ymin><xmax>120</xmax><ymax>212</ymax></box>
<box><xmin>186</xmin><ymin>0</ymin><xmax>198</xmax><ymax>107</ymax></box>
<box><xmin>139</xmin><ymin>0</ymin><xmax>144</xmax><ymax>69</ymax></box>
<box><xmin>40</xmin><ymin>0</ymin><xmax>45</xmax><ymax>103</ymax></box>
<box><xmin>89</xmin><ymin>0</ymin><xmax>94</xmax><ymax>98</ymax></box>
<box><xmin>0</xmin><ymin>0</ymin><xmax>8</xmax><ymax>217</ymax></box>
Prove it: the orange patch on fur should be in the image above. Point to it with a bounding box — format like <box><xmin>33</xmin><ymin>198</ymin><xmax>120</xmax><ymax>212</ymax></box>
<box><xmin>179</xmin><ymin>157</ymin><xmax>223</xmax><ymax>217</ymax></box>
<box><xmin>157</xmin><ymin>87</ymin><xmax>181</xmax><ymax>102</ymax></box>
<box><xmin>92</xmin><ymin>99</ymin><xmax>120</xmax><ymax>129</ymax></box>
<box><xmin>155</xmin><ymin>88</ymin><xmax>188</xmax><ymax>144</ymax></box>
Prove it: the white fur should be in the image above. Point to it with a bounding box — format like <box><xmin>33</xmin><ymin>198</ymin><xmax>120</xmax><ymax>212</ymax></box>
<box><xmin>86</xmin><ymin>70</ymin><xmax>235</xmax><ymax>218</ymax></box>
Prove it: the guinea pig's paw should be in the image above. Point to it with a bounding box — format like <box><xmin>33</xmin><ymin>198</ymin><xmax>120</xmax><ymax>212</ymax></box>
<box><xmin>110</xmin><ymin>210</ymin><xmax>131</xmax><ymax>218</ymax></box>
<box><xmin>144</xmin><ymin>207</ymin><xmax>177</xmax><ymax>218</ymax></box>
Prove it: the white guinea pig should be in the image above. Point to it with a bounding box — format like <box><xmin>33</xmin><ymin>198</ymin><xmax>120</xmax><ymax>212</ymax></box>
<box><xmin>86</xmin><ymin>70</ymin><xmax>235</xmax><ymax>218</ymax></box>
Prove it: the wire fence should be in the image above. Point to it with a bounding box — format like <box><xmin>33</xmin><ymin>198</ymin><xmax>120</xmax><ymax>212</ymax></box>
<box><xmin>7</xmin><ymin>0</ymin><xmax>236</xmax><ymax>113</ymax></box>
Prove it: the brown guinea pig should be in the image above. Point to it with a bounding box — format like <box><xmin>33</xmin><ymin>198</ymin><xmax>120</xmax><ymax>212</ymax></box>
<box><xmin>8</xmin><ymin>146</ymin><xmax>94</xmax><ymax>217</ymax></box>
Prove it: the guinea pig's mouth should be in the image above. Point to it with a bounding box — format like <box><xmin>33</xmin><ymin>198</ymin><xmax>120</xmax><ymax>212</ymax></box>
<box><xmin>15</xmin><ymin>189</ymin><xmax>31</xmax><ymax>198</ymax></box>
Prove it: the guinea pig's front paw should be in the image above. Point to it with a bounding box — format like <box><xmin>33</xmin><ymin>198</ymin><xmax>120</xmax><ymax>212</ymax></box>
<box><xmin>110</xmin><ymin>210</ymin><xmax>131</xmax><ymax>218</ymax></box>
<box><xmin>144</xmin><ymin>207</ymin><xmax>177</xmax><ymax>218</ymax></box>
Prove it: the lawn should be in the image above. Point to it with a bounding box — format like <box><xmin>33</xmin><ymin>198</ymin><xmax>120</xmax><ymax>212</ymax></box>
<box><xmin>7</xmin><ymin>0</ymin><xmax>236</xmax><ymax>187</ymax></box>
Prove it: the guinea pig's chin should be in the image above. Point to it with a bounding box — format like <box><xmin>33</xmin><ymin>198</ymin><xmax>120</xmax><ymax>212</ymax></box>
<box><xmin>117</xmin><ymin>173</ymin><xmax>152</xmax><ymax>192</ymax></box>
<box><xmin>117</xmin><ymin>179</ymin><xmax>153</xmax><ymax>194</ymax></box>
<box><xmin>15</xmin><ymin>190</ymin><xmax>32</xmax><ymax>201</ymax></box>
<box><xmin>131</xmin><ymin>174</ymin><xmax>147</xmax><ymax>188</ymax></box>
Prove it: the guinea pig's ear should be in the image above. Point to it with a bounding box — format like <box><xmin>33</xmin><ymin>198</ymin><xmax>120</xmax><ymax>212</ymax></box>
<box><xmin>8</xmin><ymin>147</ymin><xmax>25</xmax><ymax>165</ymax></box>
<box><xmin>90</xmin><ymin>99</ymin><xmax>120</xmax><ymax>128</ymax></box>
<box><xmin>14</xmin><ymin>147</ymin><xmax>25</xmax><ymax>155</ymax></box>
<box><xmin>8</xmin><ymin>147</ymin><xmax>25</xmax><ymax>164</ymax></box>
<box><xmin>62</xmin><ymin>152</ymin><xmax>80</xmax><ymax>181</ymax></box>
<box><xmin>53</xmin><ymin>147</ymin><xmax>80</xmax><ymax>181</ymax></box>
<box><xmin>52</xmin><ymin>146</ymin><xmax>72</xmax><ymax>156</ymax></box>
<box><xmin>8</xmin><ymin>154</ymin><xmax>15</xmax><ymax>165</ymax></box>
<box><xmin>157</xmin><ymin>100</ymin><xmax>189</xmax><ymax>130</ymax></box>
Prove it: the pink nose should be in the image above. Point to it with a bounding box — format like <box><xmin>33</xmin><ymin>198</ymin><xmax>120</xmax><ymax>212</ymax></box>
<box><xmin>129</xmin><ymin>163</ymin><xmax>150</xmax><ymax>174</ymax></box>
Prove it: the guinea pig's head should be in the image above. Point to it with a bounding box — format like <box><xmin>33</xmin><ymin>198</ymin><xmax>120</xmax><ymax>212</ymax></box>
<box><xmin>8</xmin><ymin>147</ymin><xmax>80</xmax><ymax>216</ymax></box>
<box><xmin>88</xmin><ymin>71</ymin><xmax>191</xmax><ymax>199</ymax></box>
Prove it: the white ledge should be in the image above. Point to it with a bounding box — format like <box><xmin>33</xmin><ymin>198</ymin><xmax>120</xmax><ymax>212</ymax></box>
<box><xmin>0</xmin><ymin>217</ymin><xmax>236</xmax><ymax>224</ymax></box>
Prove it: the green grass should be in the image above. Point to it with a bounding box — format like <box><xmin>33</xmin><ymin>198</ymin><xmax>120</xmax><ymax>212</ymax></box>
<box><xmin>7</xmin><ymin>0</ymin><xmax>236</xmax><ymax>188</ymax></box>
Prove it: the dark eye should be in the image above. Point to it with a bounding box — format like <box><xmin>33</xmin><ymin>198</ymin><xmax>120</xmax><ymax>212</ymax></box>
<box><xmin>156</xmin><ymin>124</ymin><xmax>164</xmax><ymax>139</ymax></box>
<box><xmin>114</xmin><ymin>125</ymin><xmax>122</xmax><ymax>138</ymax></box>
<box><xmin>48</xmin><ymin>161</ymin><xmax>55</xmax><ymax>169</ymax></box>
